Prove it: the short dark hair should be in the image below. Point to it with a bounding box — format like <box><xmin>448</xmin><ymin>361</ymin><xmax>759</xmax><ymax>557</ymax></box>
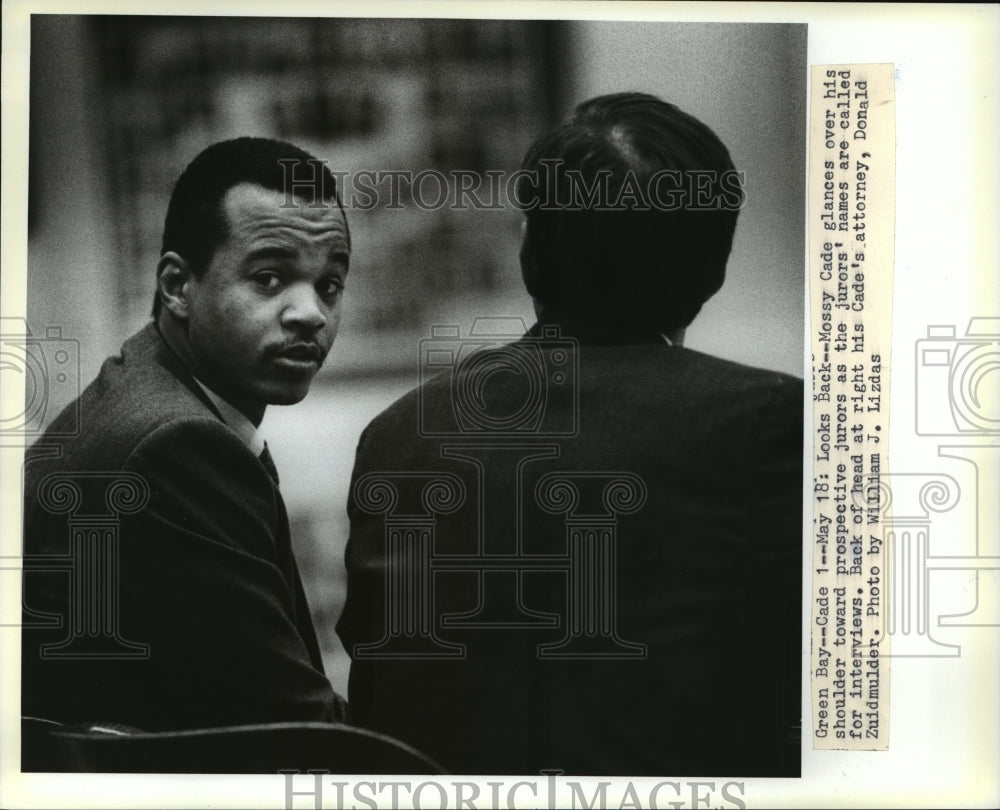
<box><xmin>516</xmin><ymin>92</ymin><xmax>742</xmax><ymax>332</ymax></box>
<box><xmin>154</xmin><ymin>136</ymin><xmax>350</xmax><ymax>317</ymax></box>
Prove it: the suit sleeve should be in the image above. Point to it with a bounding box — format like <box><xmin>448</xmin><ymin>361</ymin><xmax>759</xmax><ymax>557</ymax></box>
<box><xmin>335</xmin><ymin>425</ymin><xmax>384</xmax><ymax>727</ymax></box>
<box><xmin>117</xmin><ymin>417</ymin><xmax>340</xmax><ymax>730</ymax></box>
<box><xmin>335</xmin><ymin>426</ymin><xmax>368</xmax><ymax>662</ymax></box>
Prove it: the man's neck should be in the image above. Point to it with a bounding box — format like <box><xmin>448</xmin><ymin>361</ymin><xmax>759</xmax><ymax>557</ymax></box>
<box><xmin>155</xmin><ymin>316</ymin><xmax>265</xmax><ymax>426</ymax></box>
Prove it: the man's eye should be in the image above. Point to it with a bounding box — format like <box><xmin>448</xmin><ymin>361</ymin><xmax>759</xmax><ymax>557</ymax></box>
<box><xmin>253</xmin><ymin>271</ymin><xmax>282</xmax><ymax>291</ymax></box>
<box><xmin>320</xmin><ymin>278</ymin><xmax>345</xmax><ymax>301</ymax></box>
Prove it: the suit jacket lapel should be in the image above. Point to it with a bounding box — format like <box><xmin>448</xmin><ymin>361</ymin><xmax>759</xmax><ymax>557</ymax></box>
<box><xmin>130</xmin><ymin>322</ymin><xmax>226</xmax><ymax>422</ymax></box>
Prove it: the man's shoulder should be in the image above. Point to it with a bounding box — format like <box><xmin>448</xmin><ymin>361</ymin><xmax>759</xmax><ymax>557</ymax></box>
<box><xmin>569</xmin><ymin>340</ymin><xmax>803</xmax><ymax>415</ymax></box>
<box><xmin>668</xmin><ymin>346</ymin><xmax>803</xmax><ymax>400</ymax></box>
<box><xmin>29</xmin><ymin>324</ymin><xmax>228</xmax><ymax>473</ymax></box>
<box><xmin>624</xmin><ymin>347</ymin><xmax>803</xmax><ymax>439</ymax></box>
<box><xmin>359</xmin><ymin>340</ymin><xmax>803</xmax><ymax>447</ymax></box>
<box><xmin>361</xmin><ymin>380</ymin><xmax>424</xmax><ymax>436</ymax></box>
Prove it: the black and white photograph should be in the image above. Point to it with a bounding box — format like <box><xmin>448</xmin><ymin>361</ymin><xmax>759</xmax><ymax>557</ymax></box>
<box><xmin>1</xmin><ymin>2</ymin><xmax>997</xmax><ymax>808</ymax></box>
<box><xmin>17</xmin><ymin>12</ymin><xmax>805</xmax><ymax>777</ymax></box>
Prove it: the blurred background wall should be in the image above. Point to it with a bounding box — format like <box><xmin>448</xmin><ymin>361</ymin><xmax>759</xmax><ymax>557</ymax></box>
<box><xmin>26</xmin><ymin>16</ymin><xmax>805</xmax><ymax>693</ymax></box>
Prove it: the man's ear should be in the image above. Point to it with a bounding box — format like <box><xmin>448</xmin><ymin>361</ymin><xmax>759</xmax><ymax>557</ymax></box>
<box><xmin>156</xmin><ymin>252</ymin><xmax>194</xmax><ymax>320</ymax></box>
<box><xmin>518</xmin><ymin>217</ymin><xmax>541</xmax><ymax>298</ymax></box>
<box><xmin>519</xmin><ymin>216</ymin><xmax>557</xmax><ymax>303</ymax></box>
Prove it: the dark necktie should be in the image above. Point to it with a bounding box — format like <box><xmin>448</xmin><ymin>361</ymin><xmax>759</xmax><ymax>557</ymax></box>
<box><xmin>259</xmin><ymin>442</ymin><xmax>280</xmax><ymax>486</ymax></box>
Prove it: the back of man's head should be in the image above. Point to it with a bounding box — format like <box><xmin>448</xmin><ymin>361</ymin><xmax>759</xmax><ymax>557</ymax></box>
<box><xmin>154</xmin><ymin>136</ymin><xmax>348</xmax><ymax>317</ymax></box>
<box><xmin>516</xmin><ymin>92</ymin><xmax>742</xmax><ymax>333</ymax></box>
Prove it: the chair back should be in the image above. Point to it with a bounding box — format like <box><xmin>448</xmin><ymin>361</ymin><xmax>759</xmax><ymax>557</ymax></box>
<box><xmin>52</xmin><ymin>721</ymin><xmax>447</xmax><ymax>774</ymax></box>
<box><xmin>21</xmin><ymin>716</ymin><xmax>72</xmax><ymax>772</ymax></box>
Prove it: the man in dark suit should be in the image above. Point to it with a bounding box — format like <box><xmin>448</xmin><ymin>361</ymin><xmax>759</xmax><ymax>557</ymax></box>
<box><xmin>22</xmin><ymin>137</ymin><xmax>349</xmax><ymax>734</ymax></box>
<box><xmin>337</xmin><ymin>93</ymin><xmax>803</xmax><ymax>775</ymax></box>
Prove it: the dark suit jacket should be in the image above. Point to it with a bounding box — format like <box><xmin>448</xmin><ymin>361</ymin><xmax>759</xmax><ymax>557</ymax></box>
<box><xmin>22</xmin><ymin>323</ymin><xmax>340</xmax><ymax>733</ymax></box>
<box><xmin>337</xmin><ymin>320</ymin><xmax>803</xmax><ymax>775</ymax></box>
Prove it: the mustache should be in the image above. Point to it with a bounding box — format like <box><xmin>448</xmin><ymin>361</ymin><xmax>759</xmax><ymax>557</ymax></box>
<box><xmin>265</xmin><ymin>340</ymin><xmax>328</xmax><ymax>362</ymax></box>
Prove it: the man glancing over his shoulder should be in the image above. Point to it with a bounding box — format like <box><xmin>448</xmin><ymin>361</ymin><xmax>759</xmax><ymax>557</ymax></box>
<box><xmin>23</xmin><ymin>137</ymin><xmax>350</xmax><ymax>733</ymax></box>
